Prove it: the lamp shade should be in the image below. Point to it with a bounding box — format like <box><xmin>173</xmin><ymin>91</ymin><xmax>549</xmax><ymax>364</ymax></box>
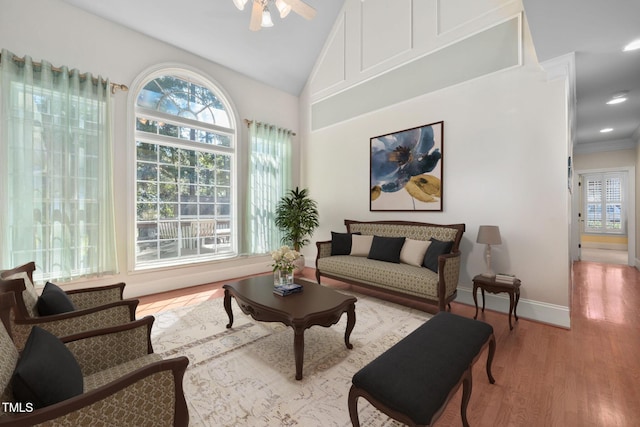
<box><xmin>476</xmin><ymin>225</ymin><xmax>501</xmax><ymax>245</ymax></box>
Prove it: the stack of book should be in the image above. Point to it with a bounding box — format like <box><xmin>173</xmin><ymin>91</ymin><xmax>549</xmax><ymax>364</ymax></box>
<box><xmin>495</xmin><ymin>273</ymin><xmax>517</xmax><ymax>284</ymax></box>
<box><xmin>273</xmin><ymin>283</ymin><xmax>303</xmax><ymax>296</ymax></box>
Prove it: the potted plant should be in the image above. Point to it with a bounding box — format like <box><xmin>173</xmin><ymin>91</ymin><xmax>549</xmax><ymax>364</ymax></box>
<box><xmin>275</xmin><ymin>187</ymin><xmax>319</xmax><ymax>272</ymax></box>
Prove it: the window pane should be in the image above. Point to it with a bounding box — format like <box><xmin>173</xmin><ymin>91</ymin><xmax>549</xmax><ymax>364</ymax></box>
<box><xmin>583</xmin><ymin>173</ymin><xmax>625</xmax><ymax>235</ymax></box>
<box><xmin>134</xmin><ymin>74</ymin><xmax>236</xmax><ymax>267</ymax></box>
<box><xmin>135</xmin><ymin>75</ymin><xmax>231</xmax><ymax>127</ymax></box>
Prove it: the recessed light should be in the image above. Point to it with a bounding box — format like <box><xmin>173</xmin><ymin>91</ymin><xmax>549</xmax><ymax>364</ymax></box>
<box><xmin>623</xmin><ymin>39</ymin><xmax>640</xmax><ymax>52</ymax></box>
<box><xmin>607</xmin><ymin>97</ymin><xmax>628</xmax><ymax>105</ymax></box>
<box><xmin>600</xmin><ymin>128</ymin><xmax>614</xmax><ymax>133</ymax></box>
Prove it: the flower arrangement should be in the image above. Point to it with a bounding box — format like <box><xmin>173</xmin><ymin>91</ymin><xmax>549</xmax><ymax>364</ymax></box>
<box><xmin>271</xmin><ymin>245</ymin><xmax>301</xmax><ymax>273</ymax></box>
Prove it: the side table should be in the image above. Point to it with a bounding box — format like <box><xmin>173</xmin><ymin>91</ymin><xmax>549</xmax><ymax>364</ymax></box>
<box><xmin>472</xmin><ymin>274</ymin><xmax>521</xmax><ymax>330</ymax></box>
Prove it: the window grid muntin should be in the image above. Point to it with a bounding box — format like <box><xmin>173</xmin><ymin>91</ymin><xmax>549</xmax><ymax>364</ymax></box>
<box><xmin>583</xmin><ymin>173</ymin><xmax>625</xmax><ymax>234</ymax></box>
<box><xmin>134</xmin><ymin>74</ymin><xmax>235</xmax><ymax>268</ymax></box>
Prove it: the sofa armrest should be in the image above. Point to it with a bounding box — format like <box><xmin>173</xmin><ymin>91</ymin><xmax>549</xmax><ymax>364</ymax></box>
<box><xmin>66</xmin><ymin>283</ymin><xmax>126</xmax><ymax>310</ymax></box>
<box><xmin>0</xmin><ymin>356</ymin><xmax>190</xmax><ymax>427</ymax></box>
<box><xmin>438</xmin><ymin>251</ymin><xmax>462</xmax><ymax>302</ymax></box>
<box><xmin>316</xmin><ymin>240</ymin><xmax>332</xmax><ymax>259</ymax></box>
<box><xmin>62</xmin><ymin>316</ymin><xmax>154</xmax><ymax>375</ymax></box>
<box><xmin>9</xmin><ymin>300</ymin><xmax>138</xmax><ymax>351</ymax></box>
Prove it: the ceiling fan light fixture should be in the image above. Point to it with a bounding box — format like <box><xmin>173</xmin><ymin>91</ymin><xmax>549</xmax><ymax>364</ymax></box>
<box><xmin>233</xmin><ymin>0</ymin><xmax>249</xmax><ymax>11</ymax></box>
<box><xmin>623</xmin><ymin>39</ymin><xmax>640</xmax><ymax>52</ymax></box>
<box><xmin>275</xmin><ymin>0</ymin><xmax>292</xmax><ymax>18</ymax></box>
<box><xmin>600</xmin><ymin>128</ymin><xmax>614</xmax><ymax>133</ymax></box>
<box><xmin>261</xmin><ymin>7</ymin><xmax>274</xmax><ymax>28</ymax></box>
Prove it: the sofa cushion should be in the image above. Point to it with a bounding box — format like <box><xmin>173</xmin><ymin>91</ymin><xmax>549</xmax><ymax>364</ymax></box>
<box><xmin>84</xmin><ymin>353</ymin><xmax>163</xmax><ymax>392</ymax></box>
<box><xmin>331</xmin><ymin>232</ymin><xmax>360</xmax><ymax>256</ymax></box>
<box><xmin>368</xmin><ymin>236</ymin><xmax>406</xmax><ymax>263</ymax></box>
<box><xmin>350</xmin><ymin>235</ymin><xmax>374</xmax><ymax>257</ymax></box>
<box><xmin>423</xmin><ymin>239</ymin><xmax>454</xmax><ymax>272</ymax></box>
<box><xmin>400</xmin><ymin>238</ymin><xmax>432</xmax><ymax>267</ymax></box>
<box><xmin>12</xmin><ymin>326</ymin><xmax>83</xmax><ymax>409</ymax></box>
<box><xmin>317</xmin><ymin>256</ymin><xmax>440</xmax><ymax>298</ymax></box>
<box><xmin>37</xmin><ymin>282</ymin><xmax>77</xmax><ymax>316</ymax></box>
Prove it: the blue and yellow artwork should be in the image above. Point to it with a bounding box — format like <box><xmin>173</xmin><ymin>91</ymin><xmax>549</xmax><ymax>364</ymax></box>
<box><xmin>370</xmin><ymin>121</ymin><xmax>443</xmax><ymax>211</ymax></box>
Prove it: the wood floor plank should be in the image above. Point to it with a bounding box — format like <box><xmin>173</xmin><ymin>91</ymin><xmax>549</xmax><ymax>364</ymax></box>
<box><xmin>137</xmin><ymin>261</ymin><xmax>640</xmax><ymax>426</ymax></box>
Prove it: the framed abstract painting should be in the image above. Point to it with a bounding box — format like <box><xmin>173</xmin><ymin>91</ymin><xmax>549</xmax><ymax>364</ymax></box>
<box><xmin>370</xmin><ymin>121</ymin><xmax>444</xmax><ymax>211</ymax></box>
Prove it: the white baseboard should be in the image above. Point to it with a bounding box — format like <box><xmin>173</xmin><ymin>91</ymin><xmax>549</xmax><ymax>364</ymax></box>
<box><xmin>455</xmin><ymin>286</ymin><xmax>570</xmax><ymax>329</ymax></box>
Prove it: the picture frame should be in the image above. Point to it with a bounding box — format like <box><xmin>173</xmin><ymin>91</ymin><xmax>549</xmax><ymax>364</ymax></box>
<box><xmin>370</xmin><ymin>121</ymin><xmax>444</xmax><ymax>211</ymax></box>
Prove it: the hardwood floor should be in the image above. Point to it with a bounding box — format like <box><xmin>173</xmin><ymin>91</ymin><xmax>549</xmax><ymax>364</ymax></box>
<box><xmin>137</xmin><ymin>262</ymin><xmax>640</xmax><ymax>426</ymax></box>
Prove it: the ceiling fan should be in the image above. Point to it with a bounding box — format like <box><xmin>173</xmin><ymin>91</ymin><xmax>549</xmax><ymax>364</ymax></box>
<box><xmin>233</xmin><ymin>0</ymin><xmax>317</xmax><ymax>31</ymax></box>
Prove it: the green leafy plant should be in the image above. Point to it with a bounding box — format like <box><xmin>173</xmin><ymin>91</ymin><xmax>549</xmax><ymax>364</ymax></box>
<box><xmin>275</xmin><ymin>187</ymin><xmax>319</xmax><ymax>251</ymax></box>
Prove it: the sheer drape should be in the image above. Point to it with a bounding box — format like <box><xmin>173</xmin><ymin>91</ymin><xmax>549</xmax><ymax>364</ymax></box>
<box><xmin>245</xmin><ymin>121</ymin><xmax>293</xmax><ymax>254</ymax></box>
<box><xmin>0</xmin><ymin>49</ymin><xmax>118</xmax><ymax>281</ymax></box>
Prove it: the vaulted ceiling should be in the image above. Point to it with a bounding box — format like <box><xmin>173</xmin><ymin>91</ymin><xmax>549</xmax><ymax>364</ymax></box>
<box><xmin>62</xmin><ymin>0</ymin><xmax>640</xmax><ymax>150</ymax></box>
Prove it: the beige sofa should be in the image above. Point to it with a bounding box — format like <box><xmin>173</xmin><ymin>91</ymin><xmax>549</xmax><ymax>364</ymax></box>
<box><xmin>315</xmin><ymin>220</ymin><xmax>465</xmax><ymax>311</ymax></box>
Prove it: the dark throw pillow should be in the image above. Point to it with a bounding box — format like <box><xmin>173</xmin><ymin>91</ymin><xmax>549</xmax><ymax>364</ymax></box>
<box><xmin>367</xmin><ymin>236</ymin><xmax>406</xmax><ymax>263</ymax></box>
<box><xmin>331</xmin><ymin>232</ymin><xmax>360</xmax><ymax>256</ymax></box>
<box><xmin>12</xmin><ymin>326</ymin><xmax>83</xmax><ymax>409</ymax></box>
<box><xmin>36</xmin><ymin>282</ymin><xmax>77</xmax><ymax>316</ymax></box>
<box><xmin>422</xmin><ymin>238</ymin><xmax>454</xmax><ymax>272</ymax></box>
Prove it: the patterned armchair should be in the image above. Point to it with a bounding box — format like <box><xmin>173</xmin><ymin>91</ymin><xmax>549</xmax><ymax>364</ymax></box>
<box><xmin>0</xmin><ymin>293</ymin><xmax>189</xmax><ymax>426</ymax></box>
<box><xmin>0</xmin><ymin>262</ymin><xmax>138</xmax><ymax>351</ymax></box>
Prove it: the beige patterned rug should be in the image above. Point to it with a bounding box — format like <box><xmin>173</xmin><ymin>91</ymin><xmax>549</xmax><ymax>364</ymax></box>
<box><xmin>151</xmin><ymin>289</ymin><xmax>432</xmax><ymax>426</ymax></box>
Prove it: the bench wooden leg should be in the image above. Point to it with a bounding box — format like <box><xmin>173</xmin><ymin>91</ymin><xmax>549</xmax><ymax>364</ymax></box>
<box><xmin>460</xmin><ymin>369</ymin><xmax>472</xmax><ymax>427</ymax></box>
<box><xmin>486</xmin><ymin>334</ymin><xmax>496</xmax><ymax>384</ymax></box>
<box><xmin>348</xmin><ymin>385</ymin><xmax>361</xmax><ymax>427</ymax></box>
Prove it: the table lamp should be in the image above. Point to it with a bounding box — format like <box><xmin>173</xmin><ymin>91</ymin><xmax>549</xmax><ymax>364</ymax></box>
<box><xmin>476</xmin><ymin>225</ymin><xmax>501</xmax><ymax>278</ymax></box>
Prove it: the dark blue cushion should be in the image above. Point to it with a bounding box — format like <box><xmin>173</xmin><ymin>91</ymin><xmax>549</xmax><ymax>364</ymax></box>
<box><xmin>352</xmin><ymin>312</ymin><xmax>493</xmax><ymax>425</ymax></box>
<box><xmin>367</xmin><ymin>236</ymin><xmax>406</xmax><ymax>263</ymax></box>
<box><xmin>330</xmin><ymin>232</ymin><xmax>360</xmax><ymax>255</ymax></box>
<box><xmin>12</xmin><ymin>326</ymin><xmax>83</xmax><ymax>409</ymax></box>
<box><xmin>422</xmin><ymin>238</ymin><xmax>454</xmax><ymax>272</ymax></box>
<box><xmin>36</xmin><ymin>282</ymin><xmax>76</xmax><ymax>316</ymax></box>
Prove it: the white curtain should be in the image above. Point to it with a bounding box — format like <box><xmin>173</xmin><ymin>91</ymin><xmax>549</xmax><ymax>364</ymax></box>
<box><xmin>245</xmin><ymin>121</ymin><xmax>293</xmax><ymax>254</ymax></box>
<box><xmin>0</xmin><ymin>49</ymin><xmax>118</xmax><ymax>281</ymax></box>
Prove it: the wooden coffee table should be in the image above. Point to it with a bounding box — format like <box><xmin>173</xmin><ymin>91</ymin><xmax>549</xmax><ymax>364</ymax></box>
<box><xmin>223</xmin><ymin>276</ymin><xmax>357</xmax><ymax>380</ymax></box>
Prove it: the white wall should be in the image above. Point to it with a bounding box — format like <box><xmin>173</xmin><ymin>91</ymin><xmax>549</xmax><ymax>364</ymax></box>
<box><xmin>301</xmin><ymin>0</ymin><xmax>571</xmax><ymax>327</ymax></box>
<box><xmin>0</xmin><ymin>0</ymin><xmax>300</xmax><ymax>297</ymax></box>
<box><xmin>574</xmin><ymin>149</ymin><xmax>637</xmax><ymax>170</ymax></box>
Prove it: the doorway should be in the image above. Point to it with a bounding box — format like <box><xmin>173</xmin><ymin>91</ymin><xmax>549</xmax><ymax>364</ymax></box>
<box><xmin>572</xmin><ymin>167</ymin><xmax>636</xmax><ymax>266</ymax></box>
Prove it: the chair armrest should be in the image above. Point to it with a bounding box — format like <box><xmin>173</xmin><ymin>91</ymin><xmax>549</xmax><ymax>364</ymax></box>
<box><xmin>0</xmin><ymin>279</ymin><xmax>32</xmax><ymax>319</ymax></box>
<box><xmin>0</xmin><ymin>261</ymin><xmax>36</xmax><ymax>283</ymax></box>
<box><xmin>0</xmin><ymin>356</ymin><xmax>190</xmax><ymax>427</ymax></box>
<box><xmin>66</xmin><ymin>282</ymin><xmax>126</xmax><ymax>310</ymax></box>
<box><xmin>438</xmin><ymin>251</ymin><xmax>462</xmax><ymax>299</ymax></box>
<box><xmin>62</xmin><ymin>316</ymin><xmax>155</xmax><ymax>375</ymax></box>
<box><xmin>9</xmin><ymin>300</ymin><xmax>138</xmax><ymax>351</ymax></box>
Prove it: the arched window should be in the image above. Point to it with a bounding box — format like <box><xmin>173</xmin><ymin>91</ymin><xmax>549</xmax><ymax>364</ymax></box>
<box><xmin>133</xmin><ymin>72</ymin><xmax>236</xmax><ymax>268</ymax></box>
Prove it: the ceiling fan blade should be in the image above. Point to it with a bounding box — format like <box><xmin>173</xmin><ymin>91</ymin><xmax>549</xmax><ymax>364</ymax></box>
<box><xmin>249</xmin><ymin>1</ymin><xmax>262</xmax><ymax>31</ymax></box>
<box><xmin>282</xmin><ymin>0</ymin><xmax>317</xmax><ymax>20</ymax></box>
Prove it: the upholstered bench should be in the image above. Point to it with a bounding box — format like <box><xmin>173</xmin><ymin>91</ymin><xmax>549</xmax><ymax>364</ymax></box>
<box><xmin>348</xmin><ymin>312</ymin><xmax>496</xmax><ymax>427</ymax></box>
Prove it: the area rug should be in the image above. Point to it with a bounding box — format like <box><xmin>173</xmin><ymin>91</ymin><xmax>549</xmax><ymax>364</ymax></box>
<box><xmin>150</xmin><ymin>289</ymin><xmax>432</xmax><ymax>426</ymax></box>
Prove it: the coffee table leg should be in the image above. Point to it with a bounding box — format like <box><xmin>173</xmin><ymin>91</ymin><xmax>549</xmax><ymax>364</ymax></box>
<box><xmin>294</xmin><ymin>327</ymin><xmax>304</xmax><ymax>380</ymax></box>
<box><xmin>345</xmin><ymin>303</ymin><xmax>355</xmax><ymax>349</ymax></box>
<box><xmin>224</xmin><ymin>289</ymin><xmax>234</xmax><ymax>328</ymax></box>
